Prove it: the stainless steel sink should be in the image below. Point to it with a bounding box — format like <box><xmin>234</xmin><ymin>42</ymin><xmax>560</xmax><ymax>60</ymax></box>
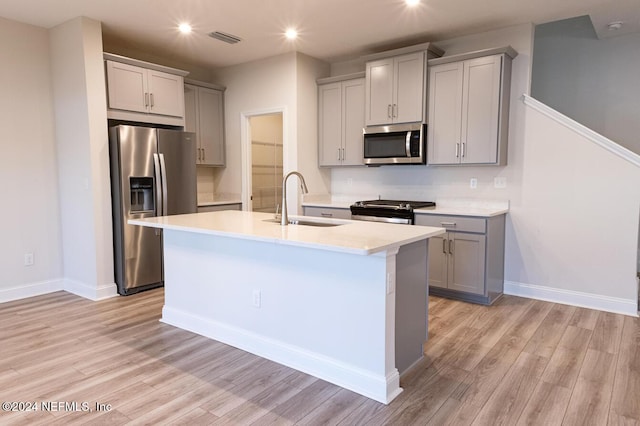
<box><xmin>262</xmin><ymin>218</ymin><xmax>343</xmax><ymax>227</ymax></box>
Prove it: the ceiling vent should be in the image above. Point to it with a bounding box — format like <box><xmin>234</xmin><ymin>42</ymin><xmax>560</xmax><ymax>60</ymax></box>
<box><xmin>208</xmin><ymin>31</ymin><xmax>242</xmax><ymax>44</ymax></box>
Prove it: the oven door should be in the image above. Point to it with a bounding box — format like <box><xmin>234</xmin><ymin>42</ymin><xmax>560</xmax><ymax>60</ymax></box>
<box><xmin>351</xmin><ymin>214</ymin><xmax>413</xmax><ymax>225</ymax></box>
<box><xmin>350</xmin><ymin>206</ymin><xmax>414</xmax><ymax>224</ymax></box>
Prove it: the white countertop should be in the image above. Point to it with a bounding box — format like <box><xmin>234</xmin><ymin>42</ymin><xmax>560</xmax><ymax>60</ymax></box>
<box><xmin>301</xmin><ymin>194</ymin><xmax>354</xmax><ymax>209</ymax></box>
<box><xmin>414</xmin><ymin>206</ymin><xmax>508</xmax><ymax>217</ymax></box>
<box><xmin>302</xmin><ymin>200</ymin><xmax>354</xmax><ymax>209</ymax></box>
<box><xmin>302</xmin><ymin>196</ymin><xmax>509</xmax><ymax>218</ymax></box>
<box><xmin>197</xmin><ymin>193</ymin><xmax>242</xmax><ymax>207</ymax></box>
<box><xmin>197</xmin><ymin>199</ymin><xmax>242</xmax><ymax>207</ymax></box>
<box><xmin>129</xmin><ymin>210</ymin><xmax>445</xmax><ymax>255</ymax></box>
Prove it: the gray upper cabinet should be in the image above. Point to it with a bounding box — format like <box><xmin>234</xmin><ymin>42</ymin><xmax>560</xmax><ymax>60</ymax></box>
<box><xmin>427</xmin><ymin>47</ymin><xmax>517</xmax><ymax>166</ymax></box>
<box><xmin>104</xmin><ymin>53</ymin><xmax>188</xmax><ymax>127</ymax></box>
<box><xmin>184</xmin><ymin>81</ymin><xmax>226</xmax><ymax>167</ymax></box>
<box><xmin>365</xmin><ymin>52</ymin><xmax>425</xmax><ymax>126</ymax></box>
<box><xmin>318</xmin><ymin>75</ymin><xmax>365</xmax><ymax>167</ymax></box>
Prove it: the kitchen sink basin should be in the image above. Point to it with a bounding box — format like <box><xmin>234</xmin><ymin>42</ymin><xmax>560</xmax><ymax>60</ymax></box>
<box><xmin>262</xmin><ymin>218</ymin><xmax>343</xmax><ymax>227</ymax></box>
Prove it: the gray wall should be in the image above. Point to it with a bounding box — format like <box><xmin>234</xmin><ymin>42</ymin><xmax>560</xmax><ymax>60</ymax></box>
<box><xmin>531</xmin><ymin>16</ymin><xmax>640</xmax><ymax>154</ymax></box>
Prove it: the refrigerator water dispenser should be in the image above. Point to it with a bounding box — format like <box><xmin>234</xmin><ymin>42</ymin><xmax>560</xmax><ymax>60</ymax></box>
<box><xmin>129</xmin><ymin>177</ymin><xmax>155</xmax><ymax>212</ymax></box>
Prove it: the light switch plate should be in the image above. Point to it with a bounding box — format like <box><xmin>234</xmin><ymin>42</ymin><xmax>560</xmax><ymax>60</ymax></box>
<box><xmin>470</xmin><ymin>178</ymin><xmax>478</xmax><ymax>189</ymax></box>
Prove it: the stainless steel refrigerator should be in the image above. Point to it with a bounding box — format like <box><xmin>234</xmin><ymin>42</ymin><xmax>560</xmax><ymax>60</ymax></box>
<box><xmin>109</xmin><ymin>125</ymin><xmax>197</xmax><ymax>295</ymax></box>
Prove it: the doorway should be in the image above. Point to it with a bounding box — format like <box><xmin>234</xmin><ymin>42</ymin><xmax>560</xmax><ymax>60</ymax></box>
<box><xmin>248</xmin><ymin>113</ymin><xmax>283</xmax><ymax>213</ymax></box>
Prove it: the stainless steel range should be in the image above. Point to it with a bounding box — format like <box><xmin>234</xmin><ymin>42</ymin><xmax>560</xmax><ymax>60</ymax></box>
<box><xmin>350</xmin><ymin>199</ymin><xmax>436</xmax><ymax>225</ymax></box>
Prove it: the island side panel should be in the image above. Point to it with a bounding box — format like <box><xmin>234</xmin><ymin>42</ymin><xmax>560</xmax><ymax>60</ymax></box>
<box><xmin>395</xmin><ymin>239</ymin><xmax>428</xmax><ymax>374</ymax></box>
<box><xmin>160</xmin><ymin>229</ymin><xmax>401</xmax><ymax>404</ymax></box>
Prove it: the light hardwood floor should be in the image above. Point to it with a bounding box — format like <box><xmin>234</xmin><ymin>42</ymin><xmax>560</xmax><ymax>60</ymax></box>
<box><xmin>1</xmin><ymin>289</ymin><xmax>639</xmax><ymax>425</ymax></box>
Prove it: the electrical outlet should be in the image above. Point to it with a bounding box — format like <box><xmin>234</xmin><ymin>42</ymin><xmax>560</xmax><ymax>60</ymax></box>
<box><xmin>470</xmin><ymin>178</ymin><xmax>478</xmax><ymax>189</ymax></box>
<box><xmin>24</xmin><ymin>252</ymin><xmax>34</xmax><ymax>266</ymax></box>
<box><xmin>252</xmin><ymin>290</ymin><xmax>261</xmax><ymax>308</ymax></box>
<box><xmin>494</xmin><ymin>177</ymin><xmax>507</xmax><ymax>189</ymax></box>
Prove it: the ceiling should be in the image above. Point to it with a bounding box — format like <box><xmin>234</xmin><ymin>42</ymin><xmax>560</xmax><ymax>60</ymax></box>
<box><xmin>0</xmin><ymin>0</ymin><xmax>638</xmax><ymax>69</ymax></box>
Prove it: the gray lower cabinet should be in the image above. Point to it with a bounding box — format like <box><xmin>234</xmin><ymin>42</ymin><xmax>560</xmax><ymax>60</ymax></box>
<box><xmin>415</xmin><ymin>213</ymin><xmax>505</xmax><ymax>305</ymax></box>
<box><xmin>197</xmin><ymin>203</ymin><xmax>241</xmax><ymax>213</ymax></box>
<box><xmin>303</xmin><ymin>206</ymin><xmax>352</xmax><ymax>220</ymax></box>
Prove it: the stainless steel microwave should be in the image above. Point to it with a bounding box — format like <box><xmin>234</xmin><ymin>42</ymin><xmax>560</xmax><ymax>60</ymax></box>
<box><xmin>363</xmin><ymin>123</ymin><xmax>425</xmax><ymax>165</ymax></box>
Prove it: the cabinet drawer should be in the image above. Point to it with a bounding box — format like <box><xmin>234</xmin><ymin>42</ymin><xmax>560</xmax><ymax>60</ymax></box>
<box><xmin>415</xmin><ymin>214</ymin><xmax>486</xmax><ymax>233</ymax></box>
<box><xmin>303</xmin><ymin>206</ymin><xmax>352</xmax><ymax>220</ymax></box>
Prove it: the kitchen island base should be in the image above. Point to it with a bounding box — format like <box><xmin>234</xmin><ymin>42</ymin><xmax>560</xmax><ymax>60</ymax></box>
<box><xmin>159</xmin><ymin>228</ymin><xmax>428</xmax><ymax>404</ymax></box>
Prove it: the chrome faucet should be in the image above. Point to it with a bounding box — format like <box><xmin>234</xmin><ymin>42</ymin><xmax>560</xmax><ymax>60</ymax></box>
<box><xmin>281</xmin><ymin>171</ymin><xmax>309</xmax><ymax>225</ymax></box>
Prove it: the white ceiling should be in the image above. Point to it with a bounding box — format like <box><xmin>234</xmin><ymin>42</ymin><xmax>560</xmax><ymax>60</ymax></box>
<box><xmin>0</xmin><ymin>0</ymin><xmax>638</xmax><ymax>69</ymax></box>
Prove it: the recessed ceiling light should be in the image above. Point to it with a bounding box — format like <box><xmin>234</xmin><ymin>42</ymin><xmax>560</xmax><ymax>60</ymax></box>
<box><xmin>285</xmin><ymin>28</ymin><xmax>298</xmax><ymax>40</ymax></box>
<box><xmin>178</xmin><ymin>23</ymin><xmax>192</xmax><ymax>34</ymax></box>
<box><xmin>406</xmin><ymin>0</ymin><xmax>420</xmax><ymax>6</ymax></box>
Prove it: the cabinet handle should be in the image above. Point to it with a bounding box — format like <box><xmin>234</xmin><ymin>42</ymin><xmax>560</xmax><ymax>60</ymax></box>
<box><xmin>440</xmin><ymin>221</ymin><xmax>457</xmax><ymax>228</ymax></box>
<box><xmin>150</xmin><ymin>93</ymin><xmax>154</xmax><ymax>108</ymax></box>
<box><xmin>449</xmin><ymin>239</ymin><xmax>454</xmax><ymax>255</ymax></box>
<box><xmin>442</xmin><ymin>238</ymin><xmax>447</xmax><ymax>254</ymax></box>
<box><xmin>342</xmin><ymin>148</ymin><xmax>345</xmax><ymax>161</ymax></box>
<box><xmin>337</xmin><ymin>148</ymin><xmax>341</xmax><ymax>161</ymax></box>
<box><xmin>461</xmin><ymin>142</ymin><xmax>465</xmax><ymax>157</ymax></box>
<box><xmin>202</xmin><ymin>148</ymin><xmax>205</xmax><ymax>161</ymax></box>
<box><xmin>321</xmin><ymin>212</ymin><xmax>333</xmax><ymax>217</ymax></box>
<box><xmin>144</xmin><ymin>92</ymin><xmax>149</xmax><ymax>107</ymax></box>
<box><xmin>455</xmin><ymin>143</ymin><xmax>460</xmax><ymax>158</ymax></box>
<box><xmin>393</xmin><ymin>104</ymin><xmax>397</xmax><ymax>118</ymax></box>
<box><xmin>388</xmin><ymin>104</ymin><xmax>392</xmax><ymax>118</ymax></box>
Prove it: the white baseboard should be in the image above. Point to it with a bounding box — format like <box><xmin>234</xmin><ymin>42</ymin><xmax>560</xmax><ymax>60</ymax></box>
<box><xmin>504</xmin><ymin>281</ymin><xmax>638</xmax><ymax>317</ymax></box>
<box><xmin>162</xmin><ymin>306</ymin><xmax>402</xmax><ymax>404</ymax></box>
<box><xmin>0</xmin><ymin>279</ymin><xmax>64</xmax><ymax>303</ymax></box>
<box><xmin>63</xmin><ymin>279</ymin><xmax>118</xmax><ymax>301</ymax></box>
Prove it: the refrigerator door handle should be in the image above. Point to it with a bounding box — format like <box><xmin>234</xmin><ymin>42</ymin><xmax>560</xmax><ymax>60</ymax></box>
<box><xmin>153</xmin><ymin>153</ymin><xmax>162</xmax><ymax>216</ymax></box>
<box><xmin>159</xmin><ymin>153</ymin><xmax>169</xmax><ymax>216</ymax></box>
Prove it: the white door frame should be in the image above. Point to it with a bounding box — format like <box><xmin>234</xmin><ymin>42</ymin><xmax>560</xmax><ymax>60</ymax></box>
<box><xmin>240</xmin><ymin>107</ymin><xmax>287</xmax><ymax>212</ymax></box>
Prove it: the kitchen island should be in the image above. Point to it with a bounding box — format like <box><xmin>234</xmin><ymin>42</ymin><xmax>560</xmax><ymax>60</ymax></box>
<box><xmin>129</xmin><ymin>210</ymin><xmax>444</xmax><ymax>404</ymax></box>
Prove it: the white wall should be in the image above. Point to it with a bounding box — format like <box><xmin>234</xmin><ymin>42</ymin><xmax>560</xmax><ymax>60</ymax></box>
<box><xmin>330</xmin><ymin>23</ymin><xmax>639</xmax><ymax>314</ymax></box>
<box><xmin>49</xmin><ymin>17</ymin><xmax>117</xmax><ymax>300</ymax></box>
<box><xmin>295</xmin><ymin>53</ymin><xmax>332</xmax><ymax>197</ymax></box>
<box><xmin>0</xmin><ymin>17</ymin><xmax>63</xmax><ymax>300</ymax></box>
<box><xmin>531</xmin><ymin>16</ymin><xmax>640</xmax><ymax>154</ymax></box>
<box><xmin>511</xmin><ymin>97</ymin><xmax>639</xmax><ymax>310</ymax></box>
<box><xmin>212</xmin><ymin>52</ymin><xmax>330</xmax><ymax>213</ymax></box>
